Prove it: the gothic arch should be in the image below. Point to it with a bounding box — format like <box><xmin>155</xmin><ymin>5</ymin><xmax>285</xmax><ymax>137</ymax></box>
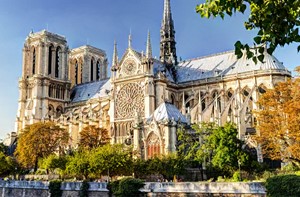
<box><xmin>55</xmin><ymin>46</ymin><xmax>62</xmax><ymax>78</ymax></box>
<box><xmin>48</xmin><ymin>44</ymin><xmax>54</xmax><ymax>75</ymax></box>
<box><xmin>32</xmin><ymin>48</ymin><xmax>36</xmax><ymax>75</ymax></box>
<box><xmin>90</xmin><ymin>57</ymin><xmax>95</xmax><ymax>81</ymax></box>
<box><xmin>96</xmin><ymin>59</ymin><xmax>101</xmax><ymax>80</ymax></box>
<box><xmin>146</xmin><ymin>132</ymin><xmax>161</xmax><ymax>158</ymax></box>
<box><xmin>56</xmin><ymin>105</ymin><xmax>63</xmax><ymax>118</ymax></box>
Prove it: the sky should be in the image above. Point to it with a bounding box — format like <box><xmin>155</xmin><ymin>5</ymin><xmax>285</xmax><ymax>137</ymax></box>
<box><xmin>0</xmin><ymin>0</ymin><xmax>299</xmax><ymax>139</ymax></box>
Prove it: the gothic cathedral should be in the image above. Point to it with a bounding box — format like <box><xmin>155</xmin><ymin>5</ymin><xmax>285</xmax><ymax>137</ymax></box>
<box><xmin>15</xmin><ymin>0</ymin><xmax>291</xmax><ymax>159</ymax></box>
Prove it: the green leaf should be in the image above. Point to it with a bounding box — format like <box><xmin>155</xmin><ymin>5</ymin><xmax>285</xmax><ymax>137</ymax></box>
<box><xmin>254</xmin><ymin>36</ymin><xmax>261</xmax><ymax>44</ymax></box>
<box><xmin>258</xmin><ymin>54</ymin><xmax>265</xmax><ymax>63</ymax></box>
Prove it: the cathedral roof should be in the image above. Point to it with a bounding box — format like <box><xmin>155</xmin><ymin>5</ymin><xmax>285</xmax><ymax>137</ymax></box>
<box><xmin>147</xmin><ymin>102</ymin><xmax>187</xmax><ymax>124</ymax></box>
<box><xmin>176</xmin><ymin>50</ymin><xmax>290</xmax><ymax>83</ymax></box>
<box><xmin>153</xmin><ymin>59</ymin><xmax>175</xmax><ymax>82</ymax></box>
<box><xmin>70</xmin><ymin>79</ymin><xmax>110</xmax><ymax>103</ymax></box>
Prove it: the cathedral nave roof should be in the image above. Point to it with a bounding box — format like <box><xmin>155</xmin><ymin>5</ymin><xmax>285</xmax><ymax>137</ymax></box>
<box><xmin>176</xmin><ymin>50</ymin><xmax>290</xmax><ymax>83</ymax></box>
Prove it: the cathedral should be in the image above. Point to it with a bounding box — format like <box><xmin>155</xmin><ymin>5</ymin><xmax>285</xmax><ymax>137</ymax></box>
<box><xmin>15</xmin><ymin>0</ymin><xmax>291</xmax><ymax>159</ymax></box>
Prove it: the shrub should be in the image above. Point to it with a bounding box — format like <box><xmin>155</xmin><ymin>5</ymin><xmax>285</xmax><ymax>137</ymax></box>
<box><xmin>266</xmin><ymin>174</ymin><xmax>300</xmax><ymax>197</ymax></box>
<box><xmin>49</xmin><ymin>180</ymin><xmax>62</xmax><ymax>197</ymax></box>
<box><xmin>232</xmin><ymin>171</ymin><xmax>241</xmax><ymax>182</ymax></box>
<box><xmin>79</xmin><ymin>180</ymin><xmax>89</xmax><ymax>197</ymax></box>
<box><xmin>108</xmin><ymin>177</ymin><xmax>144</xmax><ymax>197</ymax></box>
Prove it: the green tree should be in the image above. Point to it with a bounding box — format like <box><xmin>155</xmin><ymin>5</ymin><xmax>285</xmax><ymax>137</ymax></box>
<box><xmin>0</xmin><ymin>152</ymin><xmax>16</xmax><ymax>176</ymax></box>
<box><xmin>65</xmin><ymin>150</ymin><xmax>91</xmax><ymax>179</ymax></box>
<box><xmin>79</xmin><ymin>125</ymin><xmax>110</xmax><ymax>150</ymax></box>
<box><xmin>39</xmin><ymin>154</ymin><xmax>68</xmax><ymax>174</ymax></box>
<box><xmin>14</xmin><ymin>122</ymin><xmax>69</xmax><ymax>171</ymax></box>
<box><xmin>193</xmin><ymin>123</ymin><xmax>252</xmax><ymax>175</ymax></box>
<box><xmin>90</xmin><ymin>144</ymin><xmax>133</xmax><ymax>178</ymax></box>
<box><xmin>196</xmin><ymin>0</ymin><xmax>300</xmax><ymax>62</ymax></box>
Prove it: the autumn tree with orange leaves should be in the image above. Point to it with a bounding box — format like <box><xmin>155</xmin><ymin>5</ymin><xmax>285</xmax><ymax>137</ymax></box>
<box><xmin>15</xmin><ymin>122</ymin><xmax>69</xmax><ymax>171</ymax></box>
<box><xmin>255</xmin><ymin>78</ymin><xmax>300</xmax><ymax>165</ymax></box>
<box><xmin>79</xmin><ymin>125</ymin><xmax>110</xmax><ymax>150</ymax></box>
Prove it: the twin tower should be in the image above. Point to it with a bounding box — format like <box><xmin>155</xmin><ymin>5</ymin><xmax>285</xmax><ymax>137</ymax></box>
<box><xmin>15</xmin><ymin>0</ymin><xmax>177</xmax><ymax>132</ymax></box>
<box><xmin>15</xmin><ymin>31</ymin><xmax>108</xmax><ymax>130</ymax></box>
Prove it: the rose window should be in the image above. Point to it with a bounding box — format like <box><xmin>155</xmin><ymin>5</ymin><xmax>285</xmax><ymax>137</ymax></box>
<box><xmin>116</xmin><ymin>83</ymin><xmax>144</xmax><ymax>118</ymax></box>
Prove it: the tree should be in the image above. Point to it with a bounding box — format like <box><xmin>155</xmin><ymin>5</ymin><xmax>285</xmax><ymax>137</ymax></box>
<box><xmin>180</xmin><ymin>123</ymin><xmax>253</xmax><ymax>175</ymax></box>
<box><xmin>14</xmin><ymin>122</ymin><xmax>69</xmax><ymax>171</ymax></box>
<box><xmin>79</xmin><ymin>125</ymin><xmax>110</xmax><ymax>150</ymax></box>
<box><xmin>196</xmin><ymin>0</ymin><xmax>300</xmax><ymax>63</ymax></box>
<box><xmin>255</xmin><ymin>79</ymin><xmax>300</xmax><ymax>165</ymax></box>
<box><xmin>90</xmin><ymin>144</ymin><xmax>133</xmax><ymax>178</ymax></box>
<box><xmin>65</xmin><ymin>150</ymin><xmax>92</xmax><ymax>179</ymax></box>
<box><xmin>39</xmin><ymin>154</ymin><xmax>68</xmax><ymax>174</ymax></box>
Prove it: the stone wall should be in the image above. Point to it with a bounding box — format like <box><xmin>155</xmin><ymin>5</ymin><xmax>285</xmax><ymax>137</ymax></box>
<box><xmin>0</xmin><ymin>180</ymin><xmax>266</xmax><ymax>197</ymax></box>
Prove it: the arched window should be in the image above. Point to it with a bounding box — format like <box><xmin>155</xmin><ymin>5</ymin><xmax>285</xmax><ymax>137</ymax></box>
<box><xmin>32</xmin><ymin>48</ymin><xmax>36</xmax><ymax>75</ymax></box>
<box><xmin>55</xmin><ymin>47</ymin><xmax>61</xmax><ymax>78</ymax></box>
<box><xmin>90</xmin><ymin>59</ymin><xmax>94</xmax><ymax>81</ymax></box>
<box><xmin>75</xmin><ymin>60</ymin><xmax>78</xmax><ymax>85</ymax></box>
<box><xmin>48</xmin><ymin>45</ymin><xmax>53</xmax><ymax>75</ymax></box>
<box><xmin>96</xmin><ymin>61</ymin><xmax>100</xmax><ymax>80</ymax></box>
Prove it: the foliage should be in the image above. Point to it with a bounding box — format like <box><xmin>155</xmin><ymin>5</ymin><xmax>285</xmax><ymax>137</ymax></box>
<box><xmin>109</xmin><ymin>177</ymin><xmax>144</xmax><ymax>197</ymax></box>
<box><xmin>79</xmin><ymin>125</ymin><xmax>110</xmax><ymax>150</ymax></box>
<box><xmin>39</xmin><ymin>154</ymin><xmax>68</xmax><ymax>174</ymax></box>
<box><xmin>65</xmin><ymin>150</ymin><xmax>91</xmax><ymax>179</ymax></box>
<box><xmin>90</xmin><ymin>144</ymin><xmax>133</xmax><ymax>177</ymax></box>
<box><xmin>149</xmin><ymin>154</ymin><xmax>186</xmax><ymax>180</ymax></box>
<box><xmin>255</xmin><ymin>79</ymin><xmax>300</xmax><ymax>164</ymax></box>
<box><xmin>0</xmin><ymin>152</ymin><xmax>17</xmax><ymax>176</ymax></box>
<box><xmin>49</xmin><ymin>180</ymin><xmax>62</xmax><ymax>197</ymax></box>
<box><xmin>232</xmin><ymin>171</ymin><xmax>241</xmax><ymax>182</ymax></box>
<box><xmin>14</xmin><ymin>122</ymin><xmax>69</xmax><ymax>171</ymax></box>
<box><xmin>79</xmin><ymin>180</ymin><xmax>90</xmax><ymax>197</ymax></box>
<box><xmin>196</xmin><ymin>0</ymin><xmax>300</xmax><ymax>63</ymax></box>
<box><xmin>177</xmin><ymin>125</ymin><xmax>198</xmax><ymax>161</ymax></box>
<box><xmin>191</xmin><ymin>123</ymin><xmax>253</xmax><ymax>175</ymax></box>
<box><xmin>266</xmin><ymin>174</ymin><xmax>300</xmax><ymax>197</ymax></box>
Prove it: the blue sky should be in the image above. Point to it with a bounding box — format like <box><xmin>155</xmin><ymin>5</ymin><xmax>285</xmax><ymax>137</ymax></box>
<box><xmin>0</xmin><ymin>0</ymin><xmax>299</xmax><ymax>138</ymax></box>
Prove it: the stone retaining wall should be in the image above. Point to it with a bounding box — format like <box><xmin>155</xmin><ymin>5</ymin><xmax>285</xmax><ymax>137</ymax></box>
<box><xmin>0</xmin><ymin>180</ymin><xmax>266</xmax><ymax>197</ymax></box>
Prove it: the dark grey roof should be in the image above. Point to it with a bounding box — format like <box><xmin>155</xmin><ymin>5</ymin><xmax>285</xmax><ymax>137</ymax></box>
<box><xmin>70</xmin><ymin>79</ymin><xmax>110</xmax><ymax>103</ymax></box>
<box><xmin>147</xmin><ymin>102</ymin><xmax>187</xmax><ymax>123</ymax></box>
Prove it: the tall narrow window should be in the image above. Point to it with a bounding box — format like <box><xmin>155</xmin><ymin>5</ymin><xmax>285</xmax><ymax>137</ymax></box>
<box><xmin>75</xmin><ymin>61</ymin><xmax>78</xmax><ymax>85</ymax></box>
<box><xmin>32</xmin><ymin>48</ymin><xmax>36</xmax><ymax>75</ymax></box>
<box><xmin>48</xmin><ymin>46</ymin><xmax>53</xmax><ymax>75</ymax></box>
<box><xmin>90</xmin><ymin>59</ymin><xmax>94</xmax><ymax>81</ymax></box>
<box><xmin>96</xmin><ymin>61</ymin><xmax>100</xmax><ymax>80</ymax></box>
<box><xmin>55</xmin><ymin>47</ymin><xmax>61</xmax><ymax>78</ymax></box>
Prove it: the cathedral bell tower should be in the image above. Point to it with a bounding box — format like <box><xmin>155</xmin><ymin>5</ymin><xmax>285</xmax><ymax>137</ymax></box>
<box><xmin>15</xmin><ymin>30</ymin><xmax>71</xmax><ymax>133</ymax></box>
<box><xmin>160</xmin><ymin>0</ymin><xmax>177</xmax><ymax>72</ymax></box>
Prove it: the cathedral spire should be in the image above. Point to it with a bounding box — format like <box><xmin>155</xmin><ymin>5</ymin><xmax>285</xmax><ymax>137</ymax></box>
<box><xmin>160</xmin><ymin>0</ymin><xmax>177</xmax><ymax>67</ymax></box>
<box><xmin>111</xmin><ymin>40</ymin><xmax>118</xmax><ymax>71</ymax></box>
<box><xmin>146</xmin><ymin>30</ymin><xmax>152</xmax><ymax>59</ymax></box>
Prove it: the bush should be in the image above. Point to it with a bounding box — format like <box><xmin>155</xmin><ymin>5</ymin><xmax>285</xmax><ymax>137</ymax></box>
<box><xmin>266</xmin><ymin>174</ymin><xmax>300</xmax><ymax>197</ymax></box>
<box><xmin>79</xmin><ymin>180</ymin><xmax>89</xmax><ymax>197</ymax></box>
<box><xmin>49</xmin><ymin>180</ymin><xmax>62</xmax><ymax>197</ymax></box>
<box><xmin>108</xmin><ymin>177</ymin><xmax>144</xmax><ymax>197</ymax></box>
<box><xmin>232</xmin><ymin>171</ymin><xmax>241</xmax><ymax>182</ymax></box>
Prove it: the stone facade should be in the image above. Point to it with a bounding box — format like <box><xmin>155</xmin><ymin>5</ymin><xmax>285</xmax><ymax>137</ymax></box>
<box><xmin>15</xmin><ymin>0</ymin><xmax>291</xmax><ymax>159</ymax></box>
